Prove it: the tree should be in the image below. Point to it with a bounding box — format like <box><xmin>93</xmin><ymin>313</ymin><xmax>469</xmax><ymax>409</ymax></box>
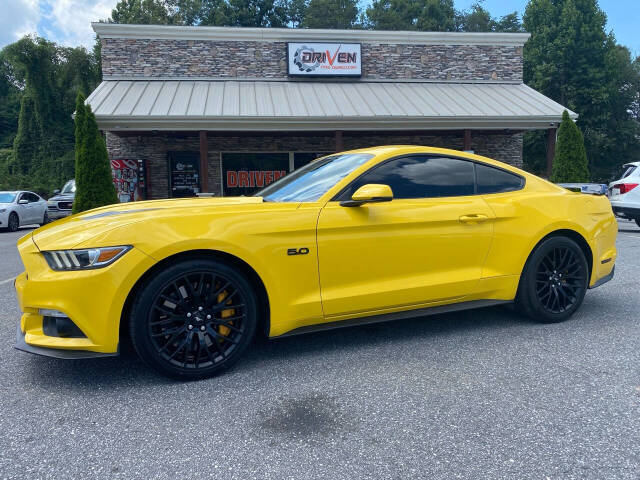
<box><xmin>456</xmin><ymin>1</ymin><xmax>492</xmax><ymax>32</ymax></box>
<box><xmin>73</xmin><ymin>94</ymin><xmax>118</xmax><ymax>213</ymax></box>
<box><xmin>366</xmin><ymin>0</ymin><xmax>454</xmax><ymax>31</ymax></box>
<box><xmin>455</xmin><ymin>2</ymin><xmax>522</xmax><ymax>33</ymax></box>
<box><xmin>550</xmin><ymin>110</ymin><xmax>590</xmax><ymax>183</ymax></box>
<box><xmin>110</xmin><ymin>0</ymin><xmax>178</xmax><ymax>24</ymax></box>
<box><xmin>303</xmin><ymin>0</ymin><xmax>359</xmax><ymax>29</ymax></box>
<box><xmin>523</xmin><ymin>0</ymin><xmax>639</xmax><ymax>180</ymax></box>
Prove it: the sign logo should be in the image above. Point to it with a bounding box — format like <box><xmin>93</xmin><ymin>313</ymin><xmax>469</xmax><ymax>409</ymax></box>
<box><xmin>288</xmin><ymin>43</ymin><xmax>361</xmax><ymax>77</ymax></box>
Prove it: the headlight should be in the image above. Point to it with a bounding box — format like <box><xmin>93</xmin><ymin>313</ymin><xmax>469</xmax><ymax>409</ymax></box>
<box><xmin>0</xmin><ymin>208</ymin><xmax>6</xmax><ymax>213</ymax></box>
<box><xmin>42</xmin><ymin>246</ymin><xmax>131</xmax><ymax>271</ymax></box>
<box><xmin>47</xmin><ymin>201</ymin><xmax>56</xmax><ymax>206</ymax></box>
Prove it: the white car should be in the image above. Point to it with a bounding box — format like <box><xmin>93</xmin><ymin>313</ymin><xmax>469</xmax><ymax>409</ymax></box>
<box><xmin>0</xmin><ymin>191</ymin><xmax>48</xmax><ymax>232</ymax></box>
<box><xmin>609</xmin><ymin>162</ymin><xmax>640</xmax><ymax>227</ymax></box>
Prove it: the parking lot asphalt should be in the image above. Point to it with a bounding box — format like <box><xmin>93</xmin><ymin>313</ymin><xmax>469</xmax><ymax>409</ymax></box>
<box><xmin>0</xmin><ymin>221</ymin><xmax>639</xmax><ymax>479</ymax></box>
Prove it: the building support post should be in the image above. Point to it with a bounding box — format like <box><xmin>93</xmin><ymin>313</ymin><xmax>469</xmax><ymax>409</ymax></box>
<box><xmin>335</xmin><ymin>130</ymin><xmax>344</xmax><ymax>152</ymax></box>
<box><xmin>463</xmin><ymin>129</ymin><xmax>472</xmax><ymax>151</ymax></box>
<box><xmin>546</xmin><ymin>128</ymin><xmax>557</xmax><ymax>178</ymax></box>
<box><xmin>199</xmin><ymin>131</ymin><xmax>208</xmax><ymax>193</ymax></box>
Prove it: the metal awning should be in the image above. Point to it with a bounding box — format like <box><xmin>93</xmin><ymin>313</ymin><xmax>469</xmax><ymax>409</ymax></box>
<box><xmin>87</xmin><ymin>80</ymin><xmax>576</xmax><ymax>131</ymax></box>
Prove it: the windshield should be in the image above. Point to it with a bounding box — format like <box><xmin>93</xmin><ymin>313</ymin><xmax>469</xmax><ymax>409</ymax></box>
<box><xmin>61</xmin><ymin>179</ymin><xmax>76</xmax><ymax>194</ymax></box>
<box><xmin>0</xmin><ymin>193</ymin><xmax>16</xmax><ymax>203</ymax></box>
<box><xmin>255</xmin><ymin>153</ymin><xmax>374</xmax><ymax>202</ymax></box>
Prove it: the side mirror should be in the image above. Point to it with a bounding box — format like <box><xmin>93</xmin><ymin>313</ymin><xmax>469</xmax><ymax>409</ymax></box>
<box><xmin>18</xmin><ymin>199</ymin><xmax>28</xmax><ymax>205</ymax></box>
<box><xmin>340</xmin><ymin>184</ymin><xmax>393</xmax><ymax>207</ymax></box>
<box><xmin>52</xmin><ymin>189</ymin><xmax>60</xmax><ymax>195</ymax></box>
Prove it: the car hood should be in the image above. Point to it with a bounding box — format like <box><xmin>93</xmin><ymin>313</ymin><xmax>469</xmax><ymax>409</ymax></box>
<box><xmin>31</xmin><ymin>196</ymin><xmax>267</xmax><ymax>251</ymax></box>
<box><xmin>0</xmin><ymin>202</ymin><xmax>15</xmax><ymax>209</ymax></box>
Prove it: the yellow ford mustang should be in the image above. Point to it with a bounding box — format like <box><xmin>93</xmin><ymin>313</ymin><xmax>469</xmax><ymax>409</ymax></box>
<box><xmin>15</xmin><ymin>146</ymin><xmax>617</xmax><ymax>379</ymax></box>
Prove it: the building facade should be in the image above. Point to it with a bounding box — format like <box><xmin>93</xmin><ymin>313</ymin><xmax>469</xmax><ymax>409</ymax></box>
<box><xmin>90</xmin><ymin>24</ymin><xmax>573</xmax><ymax>200</ymax></box>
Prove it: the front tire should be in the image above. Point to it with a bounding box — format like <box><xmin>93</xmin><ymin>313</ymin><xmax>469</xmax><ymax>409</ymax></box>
<box><xmin>129</xmin><ymin>258</ymin><xmax>258</xmax><ymax>380</ymax></box>
<box><xmin>516</xmin><ymin>236</ymin><xmax>589</xmax><ymax>323</ymax></box>
<box><xmin>7</xmin><ymin>212</ymin><xmax>19</xmax><ymax>232</ymax></box>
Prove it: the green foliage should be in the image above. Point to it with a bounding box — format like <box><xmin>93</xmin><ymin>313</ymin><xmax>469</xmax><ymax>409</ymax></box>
<box><xmin>455</xmin><ymin>2</ymin><xmax>522</xmax><ymax>32</ymax></box>
<box><xmin>303</xmin><ymin>0</ymin><xmax>359</xmax><ymax>29</ymax></box>
<box><xmin>0</xmin><ymin>35</ymin><xmax>101</xmax><ymax>195</ymax></box>
<box><xmin>366</xmin><ymin>0</ymin><xmax>454</xmax><ymax>31</ymax></box>
<box><xmin>550</xmin><ymin>111</ymin><xmax>590</xmax><ymax>183</ymax></box>
<box><xmin>73</xmin><ymin>96</ymin><xmax>118</xmax><ymax>213</ymax></box>
<box><xmin>523</xmin><ymin>0</ymin><xmax>640</xmax><ymax>181</ymax></box>
<box><xmin>110</xmin><ymin>0</ymin><xmax>179</xmax><ymax>24</ymax></box>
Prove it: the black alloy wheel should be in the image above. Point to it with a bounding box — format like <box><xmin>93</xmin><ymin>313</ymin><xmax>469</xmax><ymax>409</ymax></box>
<box><xmin>516</xmin><ymin>236</ymin><xmax>588</xmax><ymax>323</ymax></box>
<box><xmin>7</xmin><ymin>212</ymin><xmax>19</xmax><ymax>232</ymax></box>
<box><xmin>130</xmin><ymin>258</ymin><xmax>258</xmax><ymax>379</ymax></box>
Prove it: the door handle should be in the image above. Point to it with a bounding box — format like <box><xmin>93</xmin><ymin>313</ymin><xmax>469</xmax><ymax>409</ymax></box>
<box><xmin>459</xmin><ymin>214</ymin><xmax>489</xmax><ymax>224</ymax></box>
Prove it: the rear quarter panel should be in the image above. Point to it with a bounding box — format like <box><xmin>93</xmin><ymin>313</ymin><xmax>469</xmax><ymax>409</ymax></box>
<box><xmin>481</xmin><ymin>179</ymin><xmax>616</xmax><ymax>292</ymax></box>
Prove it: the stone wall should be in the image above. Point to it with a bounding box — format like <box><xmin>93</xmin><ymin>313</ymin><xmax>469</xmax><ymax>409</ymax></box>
<box><xmin>107</xmin><ymin>131</ymin><xmax>523</xmax><ymax>200</ymax></box>
<box><xmin>101</xmin><ymin>38</ymin><xmax>523</xmax><ymax>82</ymax></box>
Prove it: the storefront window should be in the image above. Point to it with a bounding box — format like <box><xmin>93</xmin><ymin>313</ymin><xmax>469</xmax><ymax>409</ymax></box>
<box><xmin>222</xmin><ymin>153</ymin><xmax>290</xmax><ymax>196</ymax></box>
<box><xmin>294</xmin><ymin>152</ymin><xmax>330</xmax><ymax>170</ymax></box>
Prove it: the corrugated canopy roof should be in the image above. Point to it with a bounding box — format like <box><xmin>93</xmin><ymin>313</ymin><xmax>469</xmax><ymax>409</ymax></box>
<box><xmin>87</xmin><ymin>80</ymin><xmax>576</xmax><ymax>131</ymax></box>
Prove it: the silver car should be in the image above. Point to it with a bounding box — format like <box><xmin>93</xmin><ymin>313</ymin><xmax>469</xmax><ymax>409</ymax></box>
<box><xmin>47</xmin><ymin>179</ymin><xmax>76</xmax><ymax>220</ymax></box>
<box><xmin>0</xmin><ymin>191</ymin><xmax>48</xmax><ymax>232</ymax></box>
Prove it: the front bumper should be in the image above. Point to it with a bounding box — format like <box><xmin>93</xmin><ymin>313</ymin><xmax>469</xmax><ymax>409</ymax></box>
<box><xmin>46</xmin><ymin>208</ymin><xmax>72</xmax><ymax>220</ymax></box>
<box><xmin>15</xmin><ymin>323</ymin><xmax>118</xmax><ymax>359</ymax></box>
<box><xmin>14</xmin><ymin>235</ymin><xmax>156</xmax><ymax>357</ymax></box>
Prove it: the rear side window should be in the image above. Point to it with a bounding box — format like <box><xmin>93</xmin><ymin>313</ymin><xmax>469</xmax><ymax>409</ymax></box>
<box><xmin>338</xmin><ymin>156</ymin><xmax>475</xmax><ymax>199</ymax></box>
<box><xmin>620</xmin><ymin>165</ymin><xmax>637</xmax><ymax>179</ymax></box>
<box><xmin>476</xmin><ymin>163</ymin><xmax>524</xmax><ymax>194</ymax></box>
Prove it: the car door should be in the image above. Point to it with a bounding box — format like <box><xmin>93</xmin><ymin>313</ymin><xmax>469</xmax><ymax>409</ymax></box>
<box><xmin>28</xmin><ymin>192</ymin><xmax>46</xmax><ymax>223</ymax></box>
<box><xmin>316</xmin><ymin>155</ymin><xmax>495</xmax><ymax>318</ymax></box>
<box><xmin>16</xmin><ymin>193</ymin><xmax>32</xmax><ymax>225</ymax></box>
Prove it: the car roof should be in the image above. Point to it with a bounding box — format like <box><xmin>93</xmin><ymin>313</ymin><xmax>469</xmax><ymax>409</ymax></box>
<box><xmin>338</xmin><ymin>145</ymin><xmax>522</xmax><ymax>172</ymax></box>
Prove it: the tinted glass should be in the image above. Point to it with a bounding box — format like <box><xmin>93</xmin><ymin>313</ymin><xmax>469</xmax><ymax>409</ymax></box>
<box><xmin>618</xmin><ymin>165</ymin><xmax>637</xmax><ymax>179</ymax></box>
<box><xmin>340</xmin><ymin>156</ymin><xmax>475</xmax><ymax>199</ymax></box>
<box><xmin>476</xmin><ymin>163</ymin><xmax>523</xmax><ymax>194</ymax></box>
<box><xmin>61</xmin><ymin>180</ymin><xmax>76</xmax><ymax>194</ymax></box>
<box><xmin>0</xmin><ymin>193</ymin><xmax>16</xmax><ymax>203</ymax></box>
<box><xmin>256</xmin><ymin>153</ymin><xmax>373</xmax><ymax>202</ymax></box>
<box><xmin>26</xmin><ymin>192</ymin><xmax>40</xmax><ymax>202</ymax></box>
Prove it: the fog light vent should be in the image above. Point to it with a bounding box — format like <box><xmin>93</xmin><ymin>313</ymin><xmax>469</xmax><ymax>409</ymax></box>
<box><xmin>41</xmin><ymin>315</ymin><xmax>86</xmax><ymax>338</ymax></box>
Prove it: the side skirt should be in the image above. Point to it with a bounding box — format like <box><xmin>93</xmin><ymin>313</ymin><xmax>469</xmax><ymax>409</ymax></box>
<box><xmin>274</xmin><ymin>299</ymin><xmax>512</xmax><ymax>338</ymax></box>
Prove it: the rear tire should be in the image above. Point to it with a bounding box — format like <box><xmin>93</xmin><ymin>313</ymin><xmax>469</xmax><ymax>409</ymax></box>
<box><xmin>7</xmin><ymin>212</ymin><xmax>19</xmax><ymax>232</ymax></box>
<box><xmin>516</xmin><ymin>236</ymin><xmax>589</xmax><ymax>323</ymax></box>
<box><xmin>40</xmin><ymin>211</ymin><xmax>49</xmax><ymax>226</ymax></box>
<box><xmin>129</xmin><ymin>258</ymin><xmax>258</xmax><ymax>380</ymax></box>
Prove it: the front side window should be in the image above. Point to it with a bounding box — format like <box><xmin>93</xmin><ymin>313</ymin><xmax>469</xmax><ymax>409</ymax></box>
<box><xmin>256</xmin><ymin>153</ymin><xmax>373</xmax><ymax>203</ymax></box>
<box><xmin>475</xmin><ymin>163</ymin><xmax>524</xmax><ymax>194</ymax></box>
<box><xmin>338</xmin><ymin>156</ymin><xmax>475</xmax><ymax>200</ymax></box>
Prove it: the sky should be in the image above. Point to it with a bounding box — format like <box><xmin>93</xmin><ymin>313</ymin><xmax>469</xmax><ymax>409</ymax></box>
<box><xmin>0</xmin><ymin>0</ymin><xmax>638</xmax><ymax>55</ymax></box>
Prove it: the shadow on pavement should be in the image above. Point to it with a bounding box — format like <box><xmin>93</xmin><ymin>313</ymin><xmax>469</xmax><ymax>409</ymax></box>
<box><xmin>18</xmin><ymin>304</ymin><xmax>532</xmax><ymax>389</ymax></box>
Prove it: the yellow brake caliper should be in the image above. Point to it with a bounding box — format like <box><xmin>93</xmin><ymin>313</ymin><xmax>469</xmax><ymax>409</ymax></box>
<box><xmin>217</xmin><ymin>291</ymin><xmax>234</xmax><ymax>337</ymax></box>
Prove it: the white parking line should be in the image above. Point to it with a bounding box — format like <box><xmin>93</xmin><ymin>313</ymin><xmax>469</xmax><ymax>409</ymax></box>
<box><xmin>0</xmin><ymin>277</ymin><xmax>16</xmax><ymax>286</ymax></box>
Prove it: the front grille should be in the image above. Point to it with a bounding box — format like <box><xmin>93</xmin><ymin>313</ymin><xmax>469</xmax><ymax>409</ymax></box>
<box><xmin>58</xmin><ymin>201</ymin><xmax>73</xmax><ymax>210</ymax></box>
